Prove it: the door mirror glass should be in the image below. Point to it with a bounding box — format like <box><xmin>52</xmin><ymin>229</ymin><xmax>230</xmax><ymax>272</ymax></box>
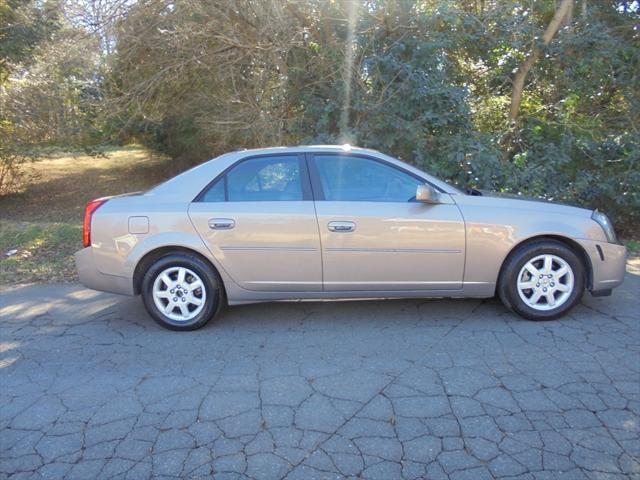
<box><xmin>415</xmin><ymin>184</ymin><xmax>440</xmax><ymax>203</ymax></box>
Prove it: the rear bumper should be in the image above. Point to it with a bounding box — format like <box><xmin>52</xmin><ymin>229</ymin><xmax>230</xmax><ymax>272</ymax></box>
<box><xmin>75</xmin><ymin>247</ymin><xmax>134</xmax><ymax>296</ymax></box>
<box><xmin>575</xmin><ymin>239</ymin><xmax>627</xmax><ymax>294</ymax></box>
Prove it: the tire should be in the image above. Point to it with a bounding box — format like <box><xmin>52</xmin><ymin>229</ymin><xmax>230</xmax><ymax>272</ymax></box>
<box><xmin>141</xmin><ymin>252</ymin><xmax>222</xmax><ymax>331</ymax></box>
<box><xmin>497</xmin><ymin>240</ymin><xmax>585</xmax><ymax>321</ymax></box>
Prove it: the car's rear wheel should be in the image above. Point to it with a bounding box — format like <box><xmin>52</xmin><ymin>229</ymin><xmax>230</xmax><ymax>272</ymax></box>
<box><xmin>141</xmin><ymin>253</ymin><xmax>222</xmax><ymax>330</ymax></box>
<box><xmin>498</xmin><ymin>240</ymin><xmax>585</xmax><ymax>320</ymax></box>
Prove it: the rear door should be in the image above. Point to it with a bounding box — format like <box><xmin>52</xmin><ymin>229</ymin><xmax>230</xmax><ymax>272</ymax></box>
<box><xmin>309</xmin><ymin>153</ymin><xmax>465</xmax><ymax>291</ymax></box>
<box><xmin>189</xmin><ymin>153</ymin><xmax>322</xmax><ymax>292</ymax></box>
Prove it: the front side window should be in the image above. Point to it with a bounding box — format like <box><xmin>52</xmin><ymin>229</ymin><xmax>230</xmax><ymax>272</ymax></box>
<box><xmin>313</xmin><ymin>155</ymin><xmax>422</xmax><ymax>202</ymax></box>
<box><xmin>200</xmin><ymin>155</ymin><xmax>303</xmax><ymax>202</ymax></box>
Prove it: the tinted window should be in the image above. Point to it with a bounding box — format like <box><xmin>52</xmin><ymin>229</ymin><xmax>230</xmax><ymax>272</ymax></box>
<box><xmin>200</xmin><ymin>178</ymin><xmax>225</xmax><ymax>202</ymax></box>
<box><xmin>314</xmin><ymin>155</ymin><xmax>422</xmax><ymax>202</ymax></box>
<box><xmin>200</xmin><ymin>155</ymin><xmax>303</xmax><ymax>202</ymax></box>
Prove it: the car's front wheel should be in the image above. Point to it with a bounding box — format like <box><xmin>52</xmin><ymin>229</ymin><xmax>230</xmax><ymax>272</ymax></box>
<box><xmin>498</xmin><ymin>240</ymin><xmax>585</xmax><ymax>320</ymax></box>
<box><xmin>141</xmin><ymin>253</ymin><xmax>222</xmax><ymax>330</ymax></box>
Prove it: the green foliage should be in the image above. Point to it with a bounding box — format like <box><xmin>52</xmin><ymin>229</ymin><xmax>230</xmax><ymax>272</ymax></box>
<box><xmin>0</xmin><ymin>120</ymin><xmax>39</xmax><ymax>195</ymax></box>
<box><xmin>626</xmin><ymin>239</ymin><xmax>640</xmax><ymax>255</ymax></box>
<box><xmin>0</xmin><ymin>0</ymin><xmax>61</xmax><ymax>85</ymax></box>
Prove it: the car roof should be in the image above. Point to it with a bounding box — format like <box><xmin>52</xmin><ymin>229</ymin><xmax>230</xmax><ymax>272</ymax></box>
<box><xmin>231</xmin><ymin>144</ymin><xmax>381</xmax><ymax>156</ymax></box>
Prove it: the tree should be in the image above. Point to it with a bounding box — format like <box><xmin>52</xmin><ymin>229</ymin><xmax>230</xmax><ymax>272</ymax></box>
<box><xmin>1</xmin><ymin>0</ymin><xmax>102</xmax><ymax>194</ymax></box>
<box><xmin>63</xmin><ymin>0</ymin><xmax>133</xmax><ymax>55</ymax></box>
<box><xmin>0</xmin><ymin>0</ymin><xmax>60</xmax><ymax>85</ymax></box>
<box><xmin>509</xmin><ymin>0</ymin><xmax>575</xmax><ymax>123</ymax></box>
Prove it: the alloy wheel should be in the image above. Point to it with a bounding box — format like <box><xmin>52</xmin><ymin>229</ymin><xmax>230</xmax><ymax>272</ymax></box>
<box><xmin>516</xmin><ymin>254</ymin><xmax>575</xmax><ymax>311</ymax></box>
<box><xmin>152</xmin><ymin>266</ymin><xmax>207</xmax><ymax>322</ymax></box>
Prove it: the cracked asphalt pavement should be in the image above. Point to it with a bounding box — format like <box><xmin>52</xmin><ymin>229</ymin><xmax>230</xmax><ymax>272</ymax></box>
<box><xmin>1</xmin><ymin>270</ymin><xmax>639</xmax><ymax>480</ymax></box>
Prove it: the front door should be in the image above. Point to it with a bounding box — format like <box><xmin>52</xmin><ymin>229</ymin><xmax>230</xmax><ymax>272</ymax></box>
<box><xmin>309</xmin><ymin>153</ymin><xmax>465</xmax><ymax>291</ymax></box>
<box><xmin>189</xmin><ymin>154</ymin><xmax>322</xmax><ymax>292</ymax></box>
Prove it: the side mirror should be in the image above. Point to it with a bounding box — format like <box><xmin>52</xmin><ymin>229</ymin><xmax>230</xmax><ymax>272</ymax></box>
<box><xmin>415</xmin><ymin>184</ymin><xmax>440</xmax><ymax>204</ymax></box>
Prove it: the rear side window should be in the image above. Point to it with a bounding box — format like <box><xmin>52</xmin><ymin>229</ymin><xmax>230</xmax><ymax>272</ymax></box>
<box><xmin>313</xmin><ymin>155</ymin><xmax>422</xmax><ymax>202</ymax></box>
<box><xmin>199</xmin><ymin>155</ymin><xmax>305</xmax><ymax>202</ymax></box>
<box><xmin>200</xmin><ymin>178</ymin><xmax>225</xmax><ymax>202</ymax></box>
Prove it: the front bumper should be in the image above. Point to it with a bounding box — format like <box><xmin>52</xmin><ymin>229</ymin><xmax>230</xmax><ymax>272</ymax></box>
<box><xmin>575</xmin><ymin>239</ymin><xmax>627</xmax><ymax>295</ymax></box>
<box><xmin>75</xmin><ymin>247</ymin><xmax>134</xmax><ymax>296</ymax></box>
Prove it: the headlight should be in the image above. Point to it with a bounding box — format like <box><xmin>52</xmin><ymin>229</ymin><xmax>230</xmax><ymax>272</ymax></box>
<box><xmin>591</xmin><ymin>211</ymin><xmax>619</xmax><ymax>244</ymax></box>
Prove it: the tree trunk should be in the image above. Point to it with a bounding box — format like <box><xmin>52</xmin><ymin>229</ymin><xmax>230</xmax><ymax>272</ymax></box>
<box><xmin>563</xmin><ymin>0</ymin><xmax>574</xmax><ymax>27</ymax></box>
<box><xmin>509</xmin><ymin>0</ymin><xmax>574</xmax><ymax>123</ymax></box>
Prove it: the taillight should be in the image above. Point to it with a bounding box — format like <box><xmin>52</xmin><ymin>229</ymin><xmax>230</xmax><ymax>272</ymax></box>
<box><xmin>83</xmin><ymin>198</ymin><xmax>108</xmax><ymax>247</ymax></box>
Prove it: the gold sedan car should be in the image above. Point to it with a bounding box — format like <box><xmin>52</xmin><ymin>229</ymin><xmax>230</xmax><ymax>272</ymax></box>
<box><xmin>76</xmin><ymin>146</ymin><xmax>626</xmax><ymax>330</ymax></box>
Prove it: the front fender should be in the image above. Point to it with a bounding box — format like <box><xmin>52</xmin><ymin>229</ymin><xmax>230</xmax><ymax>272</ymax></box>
<box><xmin>453</xmin><ymin>195</ymin><xmax>605</xmax><ymax>287</ymax></box>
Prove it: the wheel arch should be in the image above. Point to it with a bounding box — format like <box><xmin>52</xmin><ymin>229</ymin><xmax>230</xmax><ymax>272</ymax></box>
<box><xmin>497</xmin><ymin>235</ymin><xmax>593</xmax><ymax>291</ymax></box>
<box><xmin>132</xmin><ymin>245</ymin><xmax>228</xmax><ymax>302</ymax></box>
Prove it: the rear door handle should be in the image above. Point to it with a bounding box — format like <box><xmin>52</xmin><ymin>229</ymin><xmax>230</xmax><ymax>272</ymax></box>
<box><xmin>328</xmin><ymin>221</ymin><xmax>355</xmax><ymax>232</ymax></box>
<box><xmin>208</xmin><ymin>218</ymin><xmax>235</xmax><ymax>230</ymax></box>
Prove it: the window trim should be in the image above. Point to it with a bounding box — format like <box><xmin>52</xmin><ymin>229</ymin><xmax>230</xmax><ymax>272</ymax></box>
<box><xmin>306</xmin><ymin>152</ymin><xmax>443</xmax><ymax>202</ymax></box>
<box><xmin>194</xmin><ymin>153</ymin><xmax>312</xmax><ymax>202</ymax></box>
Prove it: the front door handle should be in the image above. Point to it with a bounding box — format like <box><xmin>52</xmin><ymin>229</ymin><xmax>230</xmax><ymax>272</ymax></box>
<box><xmin>208</xmin><ymin>218</ymin><xmax>235</xmax><ymax>230</ymax></box>
<box><xmin>328</xmin><ymin>221</ymin><xmax>356</xmax><ymax>233</ymax></box>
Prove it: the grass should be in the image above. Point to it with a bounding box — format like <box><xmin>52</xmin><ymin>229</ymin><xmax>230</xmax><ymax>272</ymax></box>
<box><xmin>0</xmin><ymin>221</ymin><xmax>82</xmax><ymax>284</ymax></box>
<box><xmin>0</xmin><ymin>146</ymin><xmax>188</xmax><ymax>285</ymax></box>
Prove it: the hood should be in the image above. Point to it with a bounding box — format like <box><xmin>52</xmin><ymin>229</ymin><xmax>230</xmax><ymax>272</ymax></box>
<box><xmin>479</xmin><ymin>190</ymin><xmax>578</xmax><ymax>207</ymax></box>
<box><xmin>454</xmin><ymin>190</ymin><xmax>593</xmax><ymax>218</ymax></box>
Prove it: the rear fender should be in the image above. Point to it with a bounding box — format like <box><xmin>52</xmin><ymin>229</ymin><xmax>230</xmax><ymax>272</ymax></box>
<box><xmin>123</xmin><ymin>232</ymin><xmax>239</xmax><ymax>292</ymax></box>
